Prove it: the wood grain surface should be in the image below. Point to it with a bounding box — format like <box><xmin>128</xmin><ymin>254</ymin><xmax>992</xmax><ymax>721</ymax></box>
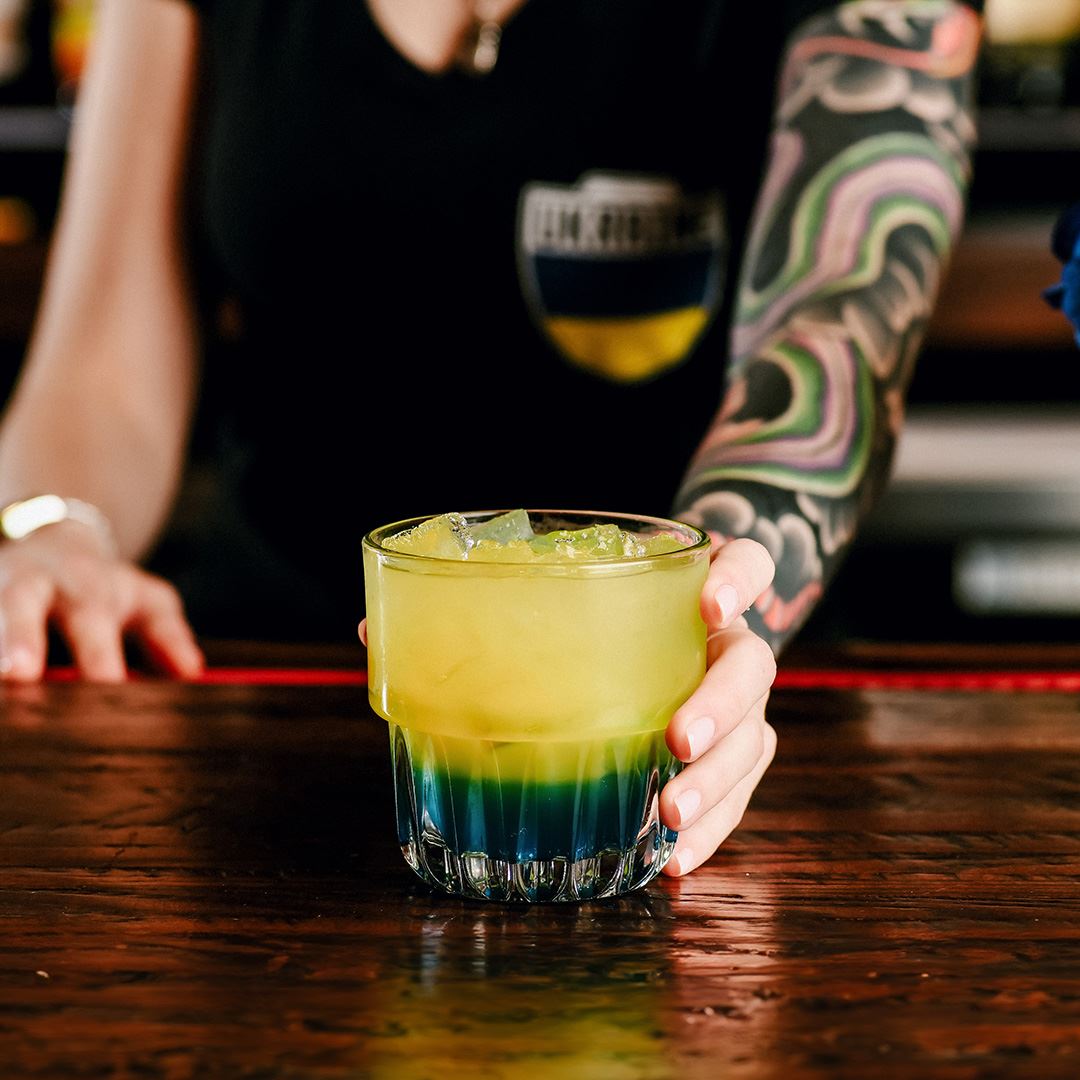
<box><xmin>2</xmin><ymin>653</ymin><xmax>1079</xmax><ymax>1079</ymax></box>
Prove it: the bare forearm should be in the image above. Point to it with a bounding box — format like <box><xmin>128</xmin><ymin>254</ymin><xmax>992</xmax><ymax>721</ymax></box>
<box><xmin>677</xmin><ymin>0</ymin><xmax>980</xmax><ymax>653</ymax></box>
<box><xmin>0</xmin><ymin>357</ymin><xmax>194</xmax><ymax>561</ymax></box>
<box><xmin>0</xmin><ymin>171</ymin><xmax>200</xmax><ymax>561</ymax></box>
<box><xmin>1</xmin><ymin>239</ymin><xmax>199</xmax><ymax>563</ymax></box>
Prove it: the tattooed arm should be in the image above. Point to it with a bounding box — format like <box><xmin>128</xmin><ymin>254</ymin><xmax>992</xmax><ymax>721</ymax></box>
<box><xmin>675</xmin><ymin>0</ymin><xmax>981</xmax><ymax>655</ymax></box>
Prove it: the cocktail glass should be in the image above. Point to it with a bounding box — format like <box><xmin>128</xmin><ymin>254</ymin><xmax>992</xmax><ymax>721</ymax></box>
<box><xmin>363</xmin><ymin>510</ymin><xmax>710</xmax><ymax>902</ymax></box>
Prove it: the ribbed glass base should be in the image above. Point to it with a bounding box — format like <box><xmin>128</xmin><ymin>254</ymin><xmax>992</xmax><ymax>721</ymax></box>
<box><xmin>389</xmin><ymin>723</ymin><xmax>679</xmax><ymax>903</ymax></box>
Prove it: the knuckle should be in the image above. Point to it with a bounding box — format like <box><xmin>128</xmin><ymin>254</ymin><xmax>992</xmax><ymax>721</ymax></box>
<box><xmin>70</xmin><ymin>583</ymin><xmax>114</xmax><ymax>615</ymax></box>
<box><xmin>730</xmin><ymin>798</ymin><xmax>751</xmax><ymax>833</ymax></box>
<box><xmin>142</xmin><ymin>575</ymin><xmax>184</xmax><ymax>613</ymax></box>
<box><xmin>716</xmin><ymin>693</ymin><xmax>746</xmax><ymax>731</ymax></box>
<box><xmin>747</xmin><ymin>718</ymin><xmax>766</xmax><ymax>763</ymax></box>
<box><xmin>0</xmin><ymin>573</ymin><xmax>50</xmax><ymax>610</ymax></box>
<box><xmin>64</xmin><ymin>581</ymin><xmax>120</xmax><ymax>619</ymax></box>
<box><xmin>70</xmin><ymin>566</ymin><xmax>127</xmax><ymax>613</ymax></box>
<box><xmin>750</xmin><ymin>634</ymin><xmax>778</xmax><ymax>683</ymax></box>
<box><xmin>64</xmin><ymin>552</ymin><xmax>102</xmax><ymax>581</ymax></box>
<box><xmin>64</xmin><ymin>597</ymin><xmax>118</xmax><ymax>631</ymax></box>
<box><xmin>750</xmin><ymin>538</ymin><xmax>777</xmax><ymax>579</ymax></box>
<box><xmin>762</xmin><ymin>721</ymin><xmax>778</xmax><ymax>762</ymax></box>
<box><xmin>0</xmin><ymin>547</ymin><xmax>28</xmax><ymax>583</ymax></box>
<box><xmin>731</xmin><ymin>535</ymin><xmax>773</xmax><ymax>567</ymax></box>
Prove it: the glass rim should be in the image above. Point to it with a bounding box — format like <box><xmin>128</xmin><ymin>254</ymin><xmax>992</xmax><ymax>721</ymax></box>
<box><xmin>362</xmin><ymin>508</ymin><xmax>711</xmax><ymax>570</ymax></box>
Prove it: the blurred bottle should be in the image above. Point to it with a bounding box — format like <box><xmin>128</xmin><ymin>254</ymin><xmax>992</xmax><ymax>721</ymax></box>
<box><xmin>0</xmin><ymin>3</ymin><xmax>37</xmax><ymax>246</ymax></box>
<box><xmin>0</xmin><ymin>0</ymin><xmax>31</xmax><ymax>100</ymax></box>
<box><xmin>51</xmin><ymin>0</ymin><xmax>93</xmax><ymax>107</ymax></box>
<box><xmin>0</xmin><ymin>194</ymin><xmax>34</xmax><ymax>244</ymax></box>
<box><xmin>985</xmin><ymin>0</ymin><xmax>1080</xmax><ymax>45</ymax></box>
<box><xmin>982</xmin><ymin>0</ymin><xmax>1080</xmax><ymax>109</ymax></box>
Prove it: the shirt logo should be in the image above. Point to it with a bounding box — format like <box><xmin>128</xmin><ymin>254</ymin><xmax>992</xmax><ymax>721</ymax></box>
<box><xmin>517</xmin><ymin>172</ymin><xmax>726</xmax><ymax>382</ymax></box>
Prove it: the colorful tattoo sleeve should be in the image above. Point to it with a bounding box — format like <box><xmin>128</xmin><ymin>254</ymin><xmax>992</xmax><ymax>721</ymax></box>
<box><xmin>675</xmin><ymin>0</ymin><xmax>980</xmax><ymax>653</ymax></box>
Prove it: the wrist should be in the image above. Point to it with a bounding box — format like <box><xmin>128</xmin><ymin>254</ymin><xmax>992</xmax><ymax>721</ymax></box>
<box><xmin>0</xmin><ymin>495</ymin><xmax>118</xmax><ymax>559</ymax></box>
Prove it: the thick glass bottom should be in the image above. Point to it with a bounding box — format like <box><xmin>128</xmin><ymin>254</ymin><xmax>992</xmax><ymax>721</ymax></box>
<box><xmin>389</xmin><ymin>723</ymin><xmax>680</xmax><ymax>903</ymax></box>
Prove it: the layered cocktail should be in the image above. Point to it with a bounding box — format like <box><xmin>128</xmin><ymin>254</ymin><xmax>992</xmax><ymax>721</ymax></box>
<box><xmin>363</xmin><ymin>510</ymin><xmax>709</xmax><ymax>902</ymax></box>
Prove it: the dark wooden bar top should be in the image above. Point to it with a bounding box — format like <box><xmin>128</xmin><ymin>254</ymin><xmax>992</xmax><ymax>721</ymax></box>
<box><xmin>2</xmin><ymin>644</ymin><xmax>1080</xmax><ymax>1079</ymax></box>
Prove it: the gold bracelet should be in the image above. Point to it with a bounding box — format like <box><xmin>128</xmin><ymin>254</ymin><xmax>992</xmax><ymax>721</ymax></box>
<box><xmin>0</xmin><ymin>495</ymin><xmax>117</xmax><ymax>557</ymax></box>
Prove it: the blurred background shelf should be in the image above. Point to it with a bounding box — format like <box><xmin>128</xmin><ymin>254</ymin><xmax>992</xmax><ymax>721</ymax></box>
<box><xmin>978</xmin><ymin>105</ymin><xmax>1080</xmax><ymax>150</ymax></box>
<box><xmin>0</xmin><ymin>105</ymin><xmax>69</xmax><ymax>151</ymax></box>
<box><xmin>873</xmin><ymin>408</ymin><xmax>1080</xmax><ymax>540</ymax></box>
<box><xmin>925</xmin><ymin>212</ymin><xmax>1070</xmax><ymax>352</ymax></box>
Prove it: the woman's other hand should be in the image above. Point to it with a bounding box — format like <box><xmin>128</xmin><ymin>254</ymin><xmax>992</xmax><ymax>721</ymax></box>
<box><xmin>0</xmin><ymin>524</ymin><xmax>203</xmax><ymax>682</ymax></box>
<box><xmin>660</xmin><ymin>536</ymin><xmax>777</xmax><ymax>876</ymax></box>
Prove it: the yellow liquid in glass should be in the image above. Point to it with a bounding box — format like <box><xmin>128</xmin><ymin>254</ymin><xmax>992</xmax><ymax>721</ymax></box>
<box><xmin>367</xmin><ymin>554</ymin><xmax>706</xmax><ymax>764</ymax></box>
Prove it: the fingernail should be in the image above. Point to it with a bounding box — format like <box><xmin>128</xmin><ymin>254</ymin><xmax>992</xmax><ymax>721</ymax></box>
<box><xmin>670</xmin><ymin>847</ymin><xmax>695</xmax><ymax>876</ymax></box>
<box><xmin>674</xmin><ymin>788</ymin><xmax>702</xmax><ymax>827</ymax></box>
<box><xmin>685</xmin><ymin>716</ymin><xmax>716</xmax><ymax>760</ymax></box>
<box><xmin>715</xmin><ymin>584</ymin><xmax>740</xmax><ymax>626</ymax></box>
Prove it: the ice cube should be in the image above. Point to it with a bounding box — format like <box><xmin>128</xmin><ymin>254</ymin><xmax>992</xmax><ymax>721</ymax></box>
<box><xmin>468</xmin><ymin>509</ymin><xmax>535</xmax><ymax>546</ymax></box>
<box><xmin>525</xmin><ymin>529</ymin><xmax>567</xmax><ymax>557</ymax></box>
<box><xmin>528</xmin><ymin>523</ymin><xmax>629</xmax><ymax>560</ymax></box>
<box><xmin>640</xmin><ymin>533</ymin><xmax>687</xmax><ymax>556</ymax></box>
<box><xmin>589</xmin><ymin>523</ymin><xmax>625</xmax><ymax>556</ymax></box>
<box><xmin>384</xmin><ymin>513</ymin><xmax>687</xmax><ymax>563</ymax></box>
<box><xmin>384</xmin><ymin>512</ymin><xmax>475</xmax><ymax>558</ymax></box>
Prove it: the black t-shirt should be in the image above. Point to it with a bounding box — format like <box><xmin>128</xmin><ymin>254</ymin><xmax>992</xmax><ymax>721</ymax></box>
<box><xmin>176</xmin><ymin>0</ymin><xmax>978</xmax><ymax>635</ymax></box>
